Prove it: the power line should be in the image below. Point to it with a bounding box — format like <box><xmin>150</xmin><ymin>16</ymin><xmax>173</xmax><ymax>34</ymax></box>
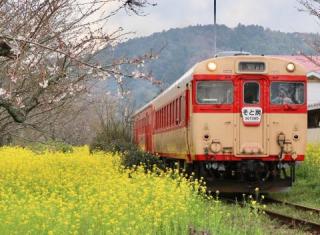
<box><xmin>213</xmin><ymin>0</ymin><xmax>217</xmax><ymax>56</ymax></box>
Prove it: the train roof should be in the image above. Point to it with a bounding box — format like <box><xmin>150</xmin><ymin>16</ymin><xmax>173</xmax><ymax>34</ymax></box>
<box><xmin>193</xmin><ymin>55</ymin><xmax>307</xmax><ymax>75</ymax></box>
<box><xmin>133</xmin><ymin>55</ymin><xmax>308</xmax><ymax>116</ymax></box>
<box><xmin>133</xmin><ymin>65</ymin><xmax>195</xmax><ymax>116</ymax></box>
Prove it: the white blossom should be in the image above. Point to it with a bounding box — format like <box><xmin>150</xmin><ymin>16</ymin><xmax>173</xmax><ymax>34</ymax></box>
<box><xmin>10</xmin><ymin>75</ymin><xmax>18</xmax><ymax>83</ymax></box>
<box><xmin>16</xmin><ymin>35</ymin><xmax>25</xmax><ymax>41</ymax></box>
<box><xmin>53</xmin><ymin>93</ymin><xmax>67</xmax><ymax>103</ymax></box>
<box><xmin>0</xmin><ymin>88</ymin><xmax>7</xmax><ymax>96</ymax></box>
<box><xmin>39</xmin><ymin>80</ymin><xmax>48</xmax><ymax>88</ymax></box>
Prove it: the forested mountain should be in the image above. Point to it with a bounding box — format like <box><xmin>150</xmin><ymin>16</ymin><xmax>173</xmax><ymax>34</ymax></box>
<box><xmin>95</xmin><ymin>24</ymin><xmax>315</xmax><ymax>108</ymax></box>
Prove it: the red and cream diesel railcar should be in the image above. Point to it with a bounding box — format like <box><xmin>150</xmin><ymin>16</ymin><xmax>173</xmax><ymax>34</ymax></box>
<box><xmin>133</xmin><ymin>55</ymin><xmax>307</xmax><ymax>192</ymax></box>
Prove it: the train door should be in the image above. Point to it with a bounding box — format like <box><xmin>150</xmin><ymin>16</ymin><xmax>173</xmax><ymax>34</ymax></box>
<box><xmin>237</xmin><ymin>77</ymin><xmax>267</xmax><ymax>155</ymax></box>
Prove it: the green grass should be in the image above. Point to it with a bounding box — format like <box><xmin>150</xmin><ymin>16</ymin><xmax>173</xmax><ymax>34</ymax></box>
<box><xmin>266</xmin><ymin>203</ymin><xmax>320</xmax><ymax>224</ymax></box>
<box><xmin>271</xmin><ymin>144</ymin><xmax>320</xmax><ymax>208</ymax></box>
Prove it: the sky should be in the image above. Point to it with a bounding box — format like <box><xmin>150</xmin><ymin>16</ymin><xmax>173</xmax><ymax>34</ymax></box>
<box><xmin>107</xmin><ymin>0</ymin><xmax>320</xmax><ymax>37</ymax></box>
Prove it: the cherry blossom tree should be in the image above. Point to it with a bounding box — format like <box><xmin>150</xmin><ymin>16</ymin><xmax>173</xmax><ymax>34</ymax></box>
<box><xmin>299</xmin><ymin>0</ymin><xmax>320</xmax><ymax>54</ymax></box>
<box><xmin>0</xmin><ymin>0</ymin><xmax>156</xmax><ymax>144</ymax></box>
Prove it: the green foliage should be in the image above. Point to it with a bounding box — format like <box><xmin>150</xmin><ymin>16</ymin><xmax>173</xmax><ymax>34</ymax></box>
<box><xmin>121</xmin><ymin>148</ymin><xmax>165</xmax><ymax>170</ymax></box>
<box><xmin>89</xmin><ymin>120</ymin><xmax>165</xmax><ymax>170</ymax></box>
<box><xmin>89</xmin><ymin>123</ymin><xmax>132</xmax><ymax>153</ymax></box>
<box><xmin>28</xmin><ymin>140</ymin><xmax>73</xmax><ymax>154</ymax></box>
<box><xmin>271</xmin><ymin>144</ymin><xmax>320</xmax><ymax>207</ymax></box>
<box><xmin>297</xmin><ymin>144</ymin><xmax>320</xmax><ymax>180</ymax></box>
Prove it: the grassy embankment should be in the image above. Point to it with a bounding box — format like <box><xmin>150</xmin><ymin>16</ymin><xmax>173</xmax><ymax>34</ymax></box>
<box><xmin>0</xmin><ymin>146</ymin><xmax>281</xmax><ymax>235</ymax></box>
<box><xmin>271</xmin><ymin>144</ymin><xmax>320</xmax><ymax>208</ymax></box>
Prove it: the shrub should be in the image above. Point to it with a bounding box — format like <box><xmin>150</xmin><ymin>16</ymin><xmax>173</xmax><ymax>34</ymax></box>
<box><xmin>28</xmin><ymin>140</ymin><xmax>73</xmax><ymax>154</ymax></box>
<box><xmin>121</xmin><ymin>148</ymin><xmax>165</xmax><ymax>170</ymax></box>
<box><xmin>89</xmin><ymin>122</ymin><xmax>165</xmax><ymax>170</ymax></box>
<box><xmin>89</xmin><ymin>124</ymin><xmax>133</xmax><ymax>153</ymax></box>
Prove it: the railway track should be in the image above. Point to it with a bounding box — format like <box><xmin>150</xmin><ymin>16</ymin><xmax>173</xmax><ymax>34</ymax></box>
<box><xmin>261</xmin><ymin>197</ymin><xmax>320</xmax><ymax>234</ymax></box>
<box><xmin>221</xmin><ymin>195</ymin><xmax>320</xmax><ymax>234</ymax></box>
<box><xmin>262</xmin><ymin>208</ymin><xmax>320</xmax><ymax>234</ymax></box>
<box><xmin>263</xmin><ymin>197</ymin><xmax>320</xmax><ymax>214</ymax></box>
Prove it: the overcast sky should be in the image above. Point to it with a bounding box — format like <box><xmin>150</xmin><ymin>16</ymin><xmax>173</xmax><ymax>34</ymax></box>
<box><xmin>107</xmin><ymin>0</ymin><xmax>319</xmax><ymax>37</ymax></box>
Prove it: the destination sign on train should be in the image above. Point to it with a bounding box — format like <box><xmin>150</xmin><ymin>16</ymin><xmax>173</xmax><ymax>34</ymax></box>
<box><xmin>239</xmin><ymin>62</ymin><xmax>265</xmax><ymax>72</ymax></box>
<box><xmin>241</xmin><ymin>107</ymin><xmax>262</xmax><ymax>125</ymax></box>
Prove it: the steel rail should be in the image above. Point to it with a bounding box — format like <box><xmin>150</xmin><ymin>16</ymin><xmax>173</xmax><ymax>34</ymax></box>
<box><xmin>263</xmin><ymin>209</ymin><xmax>320</xmax><ymax>233</ymax></box>
<box><xmin>264</xmin><ymin>197</ymin><xmax>320</xmax><ymax>214</ymax></box>
<box><xmin>220</xmin><ymin>196</ymin><xmax>320</xmax><ymax>234</ymax></box>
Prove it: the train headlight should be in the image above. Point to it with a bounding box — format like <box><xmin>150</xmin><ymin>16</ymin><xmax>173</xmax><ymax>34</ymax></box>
<box><xmin>210</xmin><ymin>140</ymin><xmax>221</xmax><ymax>153</ymax></box>
<box><xmin>207</xmin><ymin>62</ymin><xmax>217</xmax><ymax>71</ymax></box>
<box><xmin>286</xmin><ymin>63</ymin><xmax>295</xmax><ymax>72</ymax></box>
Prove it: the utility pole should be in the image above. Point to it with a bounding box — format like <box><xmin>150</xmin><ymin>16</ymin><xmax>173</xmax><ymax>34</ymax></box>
<box><xmin>213</xmin><ymin>0</ymin><xmax>217</xmax><ymax>56</ymax></box>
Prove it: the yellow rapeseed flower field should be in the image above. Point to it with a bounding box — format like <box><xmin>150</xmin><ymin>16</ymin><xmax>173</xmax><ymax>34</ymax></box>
<box><xmin>0</xmin><ymin>146</ymin><xmax>266</xmax><ymax>235</ymax></box>
<box><xmin>0</xmin><ymin>146</ymin><xmax>201</xmax><ymax>234</ymax></box>
<box><xmin>306</xmin><ymin>144</ymin><xmax>320</xmax><ymax>166</ymax></box>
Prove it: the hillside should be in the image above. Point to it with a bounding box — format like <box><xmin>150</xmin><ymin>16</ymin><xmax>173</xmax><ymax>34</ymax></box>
<box><xmin>95</xmin><ymin>24</ymin><xmax>314</xmax><ymax>108</ymax></box>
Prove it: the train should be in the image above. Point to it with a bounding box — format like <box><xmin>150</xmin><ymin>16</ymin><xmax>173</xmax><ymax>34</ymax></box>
<box><xmin>132</xmin><ymin>54</ymin><xmax>307</xmax><ymax>192</ymax></box>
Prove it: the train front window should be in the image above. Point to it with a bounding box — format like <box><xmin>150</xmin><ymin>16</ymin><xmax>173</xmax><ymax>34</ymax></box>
<box><xmin>196</xmin><ymin>81</ymin><xmax>233</xmax><ymax>104</ymax></box>
<box><xmin>270</xmin><ymin>82</ymin><xmax>304</xmax><ymax>105</ymax></box>
<box><xmin>244</xmin><ymin>82</ymin><xmax>260</xmax><ymax>104</ymax></box>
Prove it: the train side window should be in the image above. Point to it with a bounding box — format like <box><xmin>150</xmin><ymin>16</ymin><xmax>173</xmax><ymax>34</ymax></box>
<box><xmin>162</xmin><ymin>108</ymin><xmax>164</xmax><ymax>128</ymax></box>
<box><xmin>161</xmin><ymin>108</ymin><xmax>163</xmax><ymax>129</ymax></box>
<box><xmin>169</xmin><ymin>104</ymin><xmax>172</xmax><ymax>126</ymax></box>
<box><xmin>197</xmin><ymin>81</ymin><xmax>233</xmax><ymax>104</ymax></box>
<box><xmin>161</xmin><ymin>108</ymin><xmax>164</xmax><ymax>128</ymax></box>
<box><xmin>270</xmin><ymin>82</ymin><xmax>305</xmax><ymax>105</ymax></box>
<box><xmin>181</xmin><ymin>96</ymin><xmax>185</xmax><ymax>123</ymax></box>
<box><xmin>244</xmin><ymin>82</ymin><xmax>260</xmax><ymax>104</ymax></box>
<box><xmin>156</xmin><ymin>111</ymin><xmax>159</xmax><ymax>129</ymax></box>
<box><xmin>179</xmin><ymin>96</ymin><xmax>182</xmax><ymax>124</ymax></box>
<box><xmin>159</xmin><ymin>111</ymin><xmax>161</xmax><ymax>128</ymax></box>
<box><xmin>159</xmin><ymin>111</ymin><xmax>161</xmax><ymax>129</ymax></box>
<box><xmin>172</xmin><ymin>101</ymin><xmax>174</xmax><ymax>126</ymax></box>
<box><xmin>164</xmin><ymin>106</ymin><xmax>166</xmax><ymax>128</ymax></box>
<box><xmin>175</xmin><ymin>98</ymin><xmax>178</xmax><ymax>125</ymax></box>
<box><xmin>166</xmin><ymin>106</ymin><xmax>168</xmax><ymax>127</ymax></box>
<box><xmin>162</xmin><ymin>107</ymin><xmax>165</xmax><ymax>128</ymax></box>
<box><xmin>172</xmin><ymin>102</ymin><xmax>175</xmax><ymax>126</ymax></box>
<box><xmin>170</xmin><ymin>102</ymin><xmax>172</xmax><ymax>126</ymax></box>
<box><xmin>169</xmin><ymin>104</ymin><xmax>171</xmax><ymax>126</ymax></box>
<box><xmin>172</xmin><ymin>102</ymin><xmax>174</xmax><ymax>126</ymax></box>
<box><xmin>168</xmin><ymin>105</ymin><xmax>170</xmax><ymax>126</ymax></box>
<box><xmin>169</xmin><ymin>103</ymin><xmax>172</xmax><ymax>126</ymax></box>
<box><xmin>168</xmin><ymin>105</ymin><xmax>170</xmax><ymax>127</ymax></box>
